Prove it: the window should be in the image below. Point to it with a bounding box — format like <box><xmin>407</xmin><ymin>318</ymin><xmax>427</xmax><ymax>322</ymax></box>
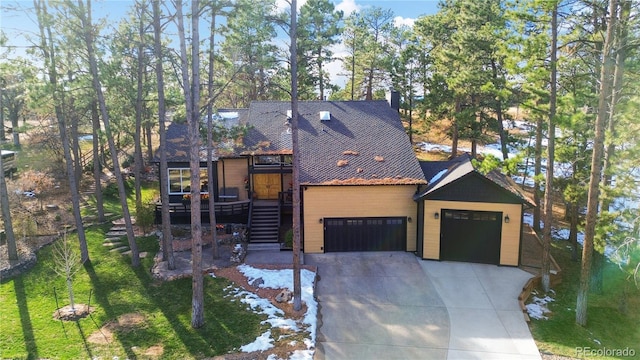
<box><xmin>168</xmin><ymin>168</ymin><xmax>209</xmax><ymax>194</ymax></box>
<box><xmin>254</xmin><ymin>155</ymin><xmax>292</xmax><ymax>166</ymax></box>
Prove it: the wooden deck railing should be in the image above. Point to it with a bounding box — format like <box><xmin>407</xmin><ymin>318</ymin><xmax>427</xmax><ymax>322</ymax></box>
<box><xmin>155</xmin><ymin>199</ymin><xmax>250</xmax><ymax>215</ymax></box>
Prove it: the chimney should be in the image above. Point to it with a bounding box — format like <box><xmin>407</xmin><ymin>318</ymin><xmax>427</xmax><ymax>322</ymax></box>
<box><xmin>386</xmin><ymin>88</ymin><xmax>400</xmax><ymax>112</ymax></box>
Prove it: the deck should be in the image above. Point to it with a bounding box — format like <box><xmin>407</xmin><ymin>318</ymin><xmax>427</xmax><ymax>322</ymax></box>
<box><xmin>155</xmin><ymin>200</ymin><xmax>251</xmax><ymax>224</ymax></box>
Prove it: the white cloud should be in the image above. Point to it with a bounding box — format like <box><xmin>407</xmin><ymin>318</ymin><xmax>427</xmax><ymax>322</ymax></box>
<box><xmin>275</xmin><ymin>0</ymin><xmax>308</xmax><ymax>13</ymax></box>
<box><xmin>394</xmin><ymin>16</ymin><xmax>415</xmax><ymax>28</ymax></box>
<box><xmin>335</xmin><ymin>0</ymin><xmax>361</xmax><ymax>15</ymax></box>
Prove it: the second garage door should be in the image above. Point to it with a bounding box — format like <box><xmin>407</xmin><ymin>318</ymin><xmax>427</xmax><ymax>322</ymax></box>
<box><xmin>440</xmin><ymin>209</ymin><xmax>502</xmax><ymax>264</ymax></box>
<box><xmin>324</xmin><ymin>217</ymin><xmax>406</xmax><ymax>252</ymax></box>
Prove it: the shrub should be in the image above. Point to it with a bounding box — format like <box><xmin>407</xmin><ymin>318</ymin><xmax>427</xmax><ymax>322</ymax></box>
<box><xmin>284</xmin><ymin>229</ymin><xmax>293</xmax><ymax>248</ymax></box>
<box><xmin>136</xmin><ymin>201</ymin><xmax>156</xmax><ymax>234</ymax></box>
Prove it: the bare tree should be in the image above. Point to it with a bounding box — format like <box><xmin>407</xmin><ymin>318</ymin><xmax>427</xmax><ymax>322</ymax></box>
<box><xmin>152</xmin><ymin>0</ymin><xmax>175</xmax><ymax>269</ymax></box>
<box><xmin>52</xmin><ymin>232</ymin><xmax>82</xmax><ymax>311</ymax></box>
<box><xmin>76</xmin><ymin>0</ymin><xmax>140</xmax><ymax>266</ymax></box>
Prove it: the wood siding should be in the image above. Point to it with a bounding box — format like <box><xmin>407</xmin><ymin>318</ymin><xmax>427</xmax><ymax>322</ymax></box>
<box><xmin>303</xmin><ymin>185</ymin><xmax>419</xmax><ymax>253</ymax></box>
<box><xmin>422</xmin><ymin>200</ymin><xmax>522</xmax><ymax>266</ymax></box>
<box><xmin>218</xmin><ymin>158</ymin><xmax>249</xmax><ymax>201</ymax></box>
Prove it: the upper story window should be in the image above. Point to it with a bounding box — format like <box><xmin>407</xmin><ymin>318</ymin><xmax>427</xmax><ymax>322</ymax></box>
<box><xmin>254</xmin><ymin>155</ymin><xmax>292</xmax><ymax>166</ymax></box>
<box><xmin>168</xmin><ymin>168</ymin><xmax>209</xmax><ymax>194</ymax></box>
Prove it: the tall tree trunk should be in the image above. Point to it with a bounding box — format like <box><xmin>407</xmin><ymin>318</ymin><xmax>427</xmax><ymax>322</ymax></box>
<box><xmin>592</xmin><ymin>0</ymin><xmax>630</xmax><ymax>294</ymax></box>
<box><xmin>491</xmin><ymin>59</ymin><xmax>509</xmax><ymax>160</ymax></box>
<box><xmin>35</xmin><ymin>0</ymin><xmax>89</xmax><ymax>263</ymax></box>
<box><xmin>67</xmin><ymin>94</ymin><xmax>82</xmax><ymax>186</ymax></box>
<box><xmin>541</xmin><ymin>2</ymin><xmax>558</xmax><ymax>293</ymax></box>
<box><xmin>78</xmin><ymin>0</ymin><xmax>139</xmax><ymax>266</ymax></box>
<box><xmin>176</xmin><ymin>0</ymin><xmax>204</xmax><ymax>328</ymax></box>
<box><xmin>366</xmin><ymin>67</ymin><xmax>374</xmax><ymax>100</ymax></box>
<box><xmin>533</xmin><ymin>109</ymin><xmax>543</xmax><ymax>233</ymax></box>
<box><xmin>569</xmin><ymin>200</ymin><xmax>579</xmax><ymax>261</ymax></box>
<box><xmin>10</xmin><ymin>111</ymin><xmax>19</xmax><ymax>147</ymax></box>
<box><xmin>318</xmin><ymin>53</ymin><xmax>324</xmax><ymax>100</ymax></box>
<box><xmin>0</xmin><ymin>153</ymin><xmax>18</xmax><ymax>260</ymax></box>
<box><xmin>0</xmin><ymin>96</ymin><xmax>5</xmax><ymax>141</ymax></box>
<box><xmin>350</xmin><ymin>34</ymin><xmax>356</xmax><ymax>101</ymax></box>
<box><xmin>65</xmin><ymin>56</ymin><xmax>82</xmax><ymax>186</ymax></box>
<box><xmin>91</xmin><ymin>100</ymin><xmax>105</xmax><ymax>223</ymax></box>
<box><xmin>576</xmin><ymin>0</ymin><xmax>618</xmax><ymax>327</ymax></box>
<box><xmin>152</xmin><ymin>0</ymin><xmax>175</xmax><ymax>270</ymax></box>
<box><xmin>290</xmin><ymin>0</ymin><xmax>302</xmax><ymax>311</ymax></box>
<box><xmin>144</xmin><ymin>69</ymin><xmax>154</xmax><ymax>162</ymax></box>
<box><xmin>134</xmin><ymin>3</ymin><xmax>145</xmax><ymax>214</ymax></box>
<box><xmin>206</xmin><ymin>5</ymin><xmax>219</xmax><ymax>260</ymax></box>
<box><xmin>451</xmin><ymin>97</ymin><xmax>460</xmax><ymax>159</ymax></box>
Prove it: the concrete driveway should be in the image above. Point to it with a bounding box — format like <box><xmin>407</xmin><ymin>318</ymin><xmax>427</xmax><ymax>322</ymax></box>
<box><xmin>306</xmin><ymin>252</ymin><xmax>541</xmax><ymax>360</ymax></box>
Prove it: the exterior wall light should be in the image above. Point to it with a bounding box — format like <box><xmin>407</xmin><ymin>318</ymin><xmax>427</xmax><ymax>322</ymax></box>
<box><xmin>434</xmin><ymin>212</ymin><xmax>440</xmax><ymax>220</ymax></box>
<box><xmin>319</xmin><ymin>218</ymin><xmax>323</xmax><ymax>224</ymax></box>
<box><xmin>407</xmin><ymin>217</ymin><xmax>412</xmax><ymax>223</ymax></box>
<box><xmin>504</xmin><ymin>215</ymin><xmax>510</xmax><ymax>223</ymax></box>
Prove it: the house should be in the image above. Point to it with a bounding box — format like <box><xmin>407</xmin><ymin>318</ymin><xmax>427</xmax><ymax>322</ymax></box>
<box><xmin>155</xmin><ymin>100</ymin><xmax>534</xmax><ymax>266</ymax></box>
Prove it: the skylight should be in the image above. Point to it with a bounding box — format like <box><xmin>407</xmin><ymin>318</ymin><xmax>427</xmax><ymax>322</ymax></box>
<box><xmin>319</xmin><ymin>111</ymin><xmax>331</xmax><ymax>121</ymax></box>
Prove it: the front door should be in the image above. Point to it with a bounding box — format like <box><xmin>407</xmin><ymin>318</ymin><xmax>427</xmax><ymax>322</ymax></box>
<box><xmin>253</xmin><ymin>173</ymin><xmax>281</xmax><ymax>200</ymax></box>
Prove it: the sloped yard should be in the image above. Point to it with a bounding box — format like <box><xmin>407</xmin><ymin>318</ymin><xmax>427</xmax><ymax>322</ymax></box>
<box><xmin>0</xmin><ymin>224</ymin><xmax>317</xmax><ymax>359</ymax></box>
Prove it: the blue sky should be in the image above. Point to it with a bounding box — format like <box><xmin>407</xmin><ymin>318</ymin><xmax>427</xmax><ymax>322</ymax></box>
<box><xmin>1</xmin><ymin>0</ymin><xmax>440</xmax><ymax>87</ymax></box>
<box><xmin>1</xmin><ymin>0</ymin><xmax>440</xmax><ymax>49</ymax></box>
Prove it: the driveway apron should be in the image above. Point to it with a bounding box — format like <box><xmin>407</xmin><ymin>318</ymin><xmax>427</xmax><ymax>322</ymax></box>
<box><xmin>307</xmin><ymin>252</ymin><xmax>449</xmax><ymax>359</ymax></box>
<box><xmin>308</xmin><ymin>252</ymin><xmax>541</xmax><ymax>360</ymax></box>
<box><xmin>420</xmin><ymin>261</ymin><xmax>541</xmax><ymax>360</ymax></box>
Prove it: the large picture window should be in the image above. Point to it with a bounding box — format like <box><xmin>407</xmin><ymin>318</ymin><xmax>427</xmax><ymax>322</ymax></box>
<box><xmin>168</xmin><ymin>168</ymin><xmax>209</xmax><ymax>194</ymax></box>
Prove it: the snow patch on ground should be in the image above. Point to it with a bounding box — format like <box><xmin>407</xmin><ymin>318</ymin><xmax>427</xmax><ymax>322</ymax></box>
<box><xmin>223</xmin><ymin>265</ymin><xmax>317</xmax><ymax>359</ymax></box>
<box><xmin>241</xmin><ymin>330</ymin><xmax>274</xmax><ymax>352</ymax></box>
<box><xmin>526</xmin><ymin>293</ymin><xmax>555</xmax><ymax>320</ymax></box>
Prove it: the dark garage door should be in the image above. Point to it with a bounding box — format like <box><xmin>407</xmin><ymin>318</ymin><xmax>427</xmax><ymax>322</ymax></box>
<box><xmin>440</xmin><ymin>209</ymin><xmax>502</xmax><ymax>264</ymax></box>
<box><xmin>324</xmin><ymin>217</ymin><xmax>406</xmax><ymax>252</ymax></box>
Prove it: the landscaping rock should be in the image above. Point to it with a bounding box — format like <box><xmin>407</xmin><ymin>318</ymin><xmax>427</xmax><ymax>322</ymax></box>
<box><xmin>230</xmin><ymin>243</ymin><xmax>246</xmax><ymax>264</ymax></box>
<box><xmin>250</xmin><ymin>277</ymin><xmax>264</xmax><ymax>288</ymax></box>
<box><xmin>106</xmin><ymin>231</ymin><xmax>127</xmax><ymax>237</ymax></box>
<box><xmin>110</xmin><ymin>246</ymin><xmax>129</xmax><ymax>253</ymax></box>
<box><xmin>275</xmin><ymin>289</ymin><xmax>292</xmax><ymax>303</ymax></box>
<box><xmin>0</xmin><ymin>251</ymin><xmax>37</xmax><ymax>280</ymax></box>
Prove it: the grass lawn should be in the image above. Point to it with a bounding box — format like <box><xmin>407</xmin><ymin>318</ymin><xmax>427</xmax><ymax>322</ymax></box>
<box><xmin>529</xmin><ymin>241</ymin><xmax>640</xmax><ymax>359</ymax></box>
<box><xmin>0</xmin><ymin>183</ymin><xmax>265</xmax><ymax>359</ymax></box>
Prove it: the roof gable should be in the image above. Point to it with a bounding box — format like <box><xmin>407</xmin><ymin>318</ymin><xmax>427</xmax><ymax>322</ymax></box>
<box><xmin>416</xmin><ymin>154</ymin><xmax>534</xmax><ymax>206</ymax></box>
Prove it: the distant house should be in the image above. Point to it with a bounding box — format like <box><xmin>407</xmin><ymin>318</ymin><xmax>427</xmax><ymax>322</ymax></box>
<box><xmin>155</xmin><ymin>100</ymin><xmax>534</xmax><ymax>266</ymax></box>
<box><xmin>1</xmin><ymin>150</ymin><xmax>17</xmax><ymax>176</ymax></box>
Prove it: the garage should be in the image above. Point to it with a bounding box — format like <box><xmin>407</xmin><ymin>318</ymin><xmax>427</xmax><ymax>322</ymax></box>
<box><xmin>324</xmin><ymin>217</ymin><xmax>406</xmax><ymax>252</ymax></box>
<box><xmin>415</xmin><ymin>154</ymin><xmax>536</xmax><ymax>266</ymax></box>
<box><xmin>440</xmin><ymin>209</ymin><xmax>502</xmax><ymax>264</ymax></box>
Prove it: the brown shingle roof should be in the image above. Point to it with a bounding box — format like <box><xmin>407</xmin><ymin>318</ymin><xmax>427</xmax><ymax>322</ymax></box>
<box><xmin>155</xmin><ymin>109</ymin><xmax>249</xmax><ymax>162</ymax></box>
<box><xmin>244</xmin><ymin>101</ymin><xmax>426</xmax><ymax>185</ymax></box>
